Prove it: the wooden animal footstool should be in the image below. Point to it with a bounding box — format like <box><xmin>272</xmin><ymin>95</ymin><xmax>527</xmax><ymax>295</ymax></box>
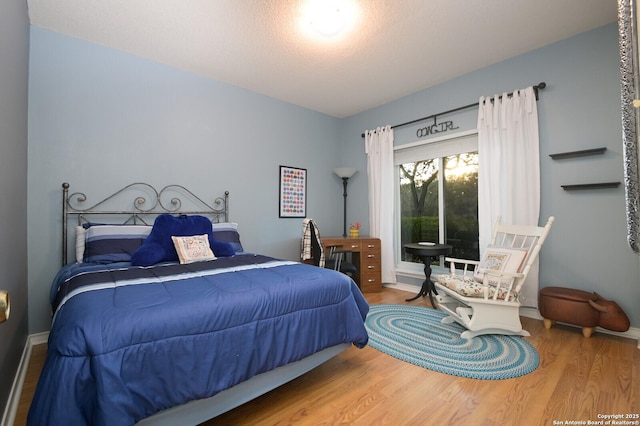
<box><xmin>538</xmin><ymin>287</ymin><xmax>599</xmax><ymax>337</ymax></box>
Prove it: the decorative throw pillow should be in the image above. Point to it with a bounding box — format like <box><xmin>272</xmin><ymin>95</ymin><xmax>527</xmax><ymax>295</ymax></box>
<box><xmin>131</xmin><ymin>214</ymin><xmax>214</xmax><ymax>266</ymax></box>
<box><xmin>172</xmin><ymin>235</ymin><xmax>217</xmax><ymax>264</ymax></box>
<box><xmin>473</xmin><ymin>245</ymin><xmax>528</xmax><ymax>287</ymax></box>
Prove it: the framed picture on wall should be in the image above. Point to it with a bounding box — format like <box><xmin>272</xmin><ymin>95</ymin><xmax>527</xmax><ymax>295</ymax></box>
<box><xmin>279</xmin><ymin>166</ymin><xmax>307</xmax><ymax>218</ymax></box>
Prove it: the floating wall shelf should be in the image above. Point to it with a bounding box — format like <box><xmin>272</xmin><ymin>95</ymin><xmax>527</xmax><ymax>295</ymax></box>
<box><xmin>549</xmin><ymin>147</ymin><xmax>607</xmax><ymax>160</ymax></box>
<box><xmin>552</xmin><ymin>147</ymin><xmax>615</xmax><ymax>189</ymax></box>
<box><xmin>561</xmin><ymin>182</ymin><xmax>621</xmax><ymax>190</ymax></box>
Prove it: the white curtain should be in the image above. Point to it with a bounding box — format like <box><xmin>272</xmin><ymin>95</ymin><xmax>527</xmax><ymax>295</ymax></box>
<box><xmin>365</xmin><ymin>125</ymin><xmax>396</xmax><ymax>283</ymax></box>
<box><xmin>477</xmin><ymin>86</ymin><xmax>541</xmax><ymax>307</ymax></box>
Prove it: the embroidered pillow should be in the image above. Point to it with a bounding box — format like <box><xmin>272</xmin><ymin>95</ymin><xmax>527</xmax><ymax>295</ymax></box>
<box><xmin>172</xmin><ymin>235</ymin><xmax>217</xmax><ymax>264</ymax></box>
<box><xmin>473</xmin><ymin>246</ymin><xmax>528</xmax><ymax>287</ymax></box>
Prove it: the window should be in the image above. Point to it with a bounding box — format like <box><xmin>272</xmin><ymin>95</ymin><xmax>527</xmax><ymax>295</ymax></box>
<box><xmin>395</xmin><ymin>131</ymin><xmax>479</xmax><ymax>271</ymax></box>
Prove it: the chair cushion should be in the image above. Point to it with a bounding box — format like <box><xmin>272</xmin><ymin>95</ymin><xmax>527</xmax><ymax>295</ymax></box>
<box><xmin>434</xmin><ymin>274</ymin><xmax>519</xmax><ymax>301</ymax></box>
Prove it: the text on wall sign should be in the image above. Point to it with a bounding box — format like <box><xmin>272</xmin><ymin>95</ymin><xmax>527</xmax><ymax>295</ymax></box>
<box><xmin>416</xmin><ymin>117</ymin><xmax>459</xmax><ymax>139</ymax></box>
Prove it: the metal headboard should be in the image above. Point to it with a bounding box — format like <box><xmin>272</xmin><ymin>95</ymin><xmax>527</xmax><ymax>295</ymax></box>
<box><xmin>62</xmin><ymin>182</ymin><xmax>229</xmax><ymax>265</ymax></box>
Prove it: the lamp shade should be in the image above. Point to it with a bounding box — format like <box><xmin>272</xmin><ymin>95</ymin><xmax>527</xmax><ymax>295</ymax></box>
<box><xmin>333</xmin><ymin>167</ymin><xmax>358</xmax><ymax>178</ymax></box>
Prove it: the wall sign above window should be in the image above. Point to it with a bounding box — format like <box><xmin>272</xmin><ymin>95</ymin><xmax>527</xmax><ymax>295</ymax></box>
<box><xmin>416</xmin><ymin>116</ymin><xmax>459</xmax><ymax>139</ymax></box>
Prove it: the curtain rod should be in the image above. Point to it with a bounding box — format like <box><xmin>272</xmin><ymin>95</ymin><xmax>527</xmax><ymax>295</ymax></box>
<box><xmin>360</xmin><ymin>82</ymin><xmax>546</xmax><ymax>138</ymax></box>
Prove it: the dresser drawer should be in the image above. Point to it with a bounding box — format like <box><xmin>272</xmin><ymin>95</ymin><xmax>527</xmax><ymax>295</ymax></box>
<box><xmin>361</xmin><ymin>240</ymin><xmax>379</xmax><ymax>251</ymax></box>
<box><xmin>361</xmin><ymin>245</ymin><xmax>380</xmax><ymax>266</ymax></box>
<box><xmin>359</xmin><ymin>270</ymin><xmax>382</xmax><ymax>292</ymax></box>
<box><xmin>362</xmin><ymin>248</ymin><xmax>380</xmax><ymax>261</ymax></box>
<box><xmin>360</xmin><ymin>260</ymin><xmax>379</xmax><ymax>274</ymax></box>
<box><xmin>322</xmin><ymin>238</ymin><xmax>361</xmax><ymax>251</ymax></box>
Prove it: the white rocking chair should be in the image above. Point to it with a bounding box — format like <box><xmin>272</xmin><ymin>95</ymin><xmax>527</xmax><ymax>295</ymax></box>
<box><xmin>433</xmin><ymin>216</ymin><xmax>554</xmax><ymax>339</ymax></box>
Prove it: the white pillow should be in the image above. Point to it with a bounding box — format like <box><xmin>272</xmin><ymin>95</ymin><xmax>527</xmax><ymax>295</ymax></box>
<box><xmin>473</xmin><ymin>245</ymin><xmax>527</xmax><ymax>287</ymax></box>
<box><xmin>171</xmin><ymin>234</ymin><xmax>217</xmax><ymax>264</ymax></box>
<box><xmin>75</xmin><ymin>226</ymin><xmax>87</xmax><ymax>263</ymax></box>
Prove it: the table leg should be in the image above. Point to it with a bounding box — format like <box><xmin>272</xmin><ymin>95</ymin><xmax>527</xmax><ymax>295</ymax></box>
<box><xmin>405</xmin><ymin>256</ymin><xmax>438</xmax><ymax>307</ymax></box>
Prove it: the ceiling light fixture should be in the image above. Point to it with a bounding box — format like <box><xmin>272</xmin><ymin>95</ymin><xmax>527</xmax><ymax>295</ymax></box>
<box><xmin>301</xmin><ymin>0</ymin><xmax>358</xmax><ymax>39</ymax></box>
<box><xmin>310</xmin><ymin>2</ymin><xmax>345</xmax><ymax>36</ymax></box>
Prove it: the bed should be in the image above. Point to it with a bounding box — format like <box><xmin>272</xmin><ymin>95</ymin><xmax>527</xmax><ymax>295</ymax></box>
<box><xmin>27</xmin><ymin>183</ymin><xmax>369</xmax><ymax>426</ymax></box>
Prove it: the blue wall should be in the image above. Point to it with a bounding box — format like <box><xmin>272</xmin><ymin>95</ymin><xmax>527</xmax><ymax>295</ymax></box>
<box><xmin>342</xmin><ymin>23</ymin><xmax>640</xmax><ymax>327</ymax></box>
<box><xmin>28</xmin><ymin>23</ymin><xmax>640</xmax><ymax>333</ymax></box>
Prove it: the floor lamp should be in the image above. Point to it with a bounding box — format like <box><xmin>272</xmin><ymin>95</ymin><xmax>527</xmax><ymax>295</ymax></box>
<box><xmin>333</xmin><ymin>167</ymin><xmax>358</xmax><ymax>237</ymax></box>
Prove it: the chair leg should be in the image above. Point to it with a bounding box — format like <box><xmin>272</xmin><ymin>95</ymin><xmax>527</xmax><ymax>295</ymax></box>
<box><xmin>543</xmin><ymin>318</ymin><xmax>554</xmax><ymax>329</ymax></box>
<box><xmin>582</xmin><ymin>327</ymin><xmax>594</xmax><ymax>338</ymax></box>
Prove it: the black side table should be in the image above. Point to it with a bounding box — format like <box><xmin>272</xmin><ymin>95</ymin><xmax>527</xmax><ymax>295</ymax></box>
<box><xmin>404</xmin><ymin>243</ymin><xmax>452</xmax><ymax>307</ymax></box>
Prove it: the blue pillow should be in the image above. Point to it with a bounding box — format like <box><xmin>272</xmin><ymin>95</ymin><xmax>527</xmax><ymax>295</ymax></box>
<box><xmin>131</xmin><ymin>214</ymin><xmax>215</xmax><ymax>267</ymax></box>
<box><xmin>211</xmin><ymin>240</ymin><xmax>236</xmax><ymax>257</ymax></box>
<box><xmin>212</xmin><ymin>222</ymin><xmax>244</xmax><ymax>253</ymax></box>
<box><xmin>83</xmin><ymin>224</ymin><xmax>152</xmax><ymax>264</ymax></box>
<box><xmin>130</xmin><ymin>241</ymin><xmax>166</xmax><ymax>267</ymax></box>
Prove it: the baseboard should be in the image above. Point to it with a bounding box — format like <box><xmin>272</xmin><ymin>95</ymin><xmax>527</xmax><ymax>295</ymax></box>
<box><xmin>1</xmin><ymin>332</ymin><xmax>49</xmax><ymax>426</ymax></box>
<box><xmin>383</xmin><ymin>283</ymin><xmax>640</xmax><ymax>348</ymax></box>
<box><xmin>382</xmin><ymin>281</ymin><xmax>420</xmax><ymax>294</ymax></box>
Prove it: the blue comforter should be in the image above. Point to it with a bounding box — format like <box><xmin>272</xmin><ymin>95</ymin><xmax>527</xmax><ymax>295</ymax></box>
<box><xmin>28</xmin><ymin>255</ymin><xmax>369</xmax><ymax>426</ymax></box>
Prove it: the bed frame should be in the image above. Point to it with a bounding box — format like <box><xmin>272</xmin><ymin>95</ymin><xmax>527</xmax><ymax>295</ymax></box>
<box><xmin>61</xmin><ymin>182</ymin><xmax>229</xmax><ymax>265</ymax></box>
<box><xmin>59</xmin><ymin>182</ymin><xmax>349</xmax><ymax>425</ymax></box>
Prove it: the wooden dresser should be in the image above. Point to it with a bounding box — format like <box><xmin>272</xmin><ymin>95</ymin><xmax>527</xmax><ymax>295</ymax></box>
<box><xmin>320</xmin><ymin>236</ymin><xmax>382</xmax><ymax>292</ymax></box>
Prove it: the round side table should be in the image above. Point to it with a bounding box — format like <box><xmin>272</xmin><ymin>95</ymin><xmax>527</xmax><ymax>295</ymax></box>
<box><xmin>404</xmin><ymin>243</ymin><xmax>452</xmax><ymax>307</ymax></box>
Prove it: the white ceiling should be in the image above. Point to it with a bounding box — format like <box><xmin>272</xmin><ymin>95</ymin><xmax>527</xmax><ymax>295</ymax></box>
<box><xmin>27</xmin><ymin>0</ymin><xmax>618</xmax><ymax>118</ymax></box>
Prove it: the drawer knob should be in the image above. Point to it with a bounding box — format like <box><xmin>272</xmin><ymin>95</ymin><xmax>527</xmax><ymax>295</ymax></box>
<box><xmin>368</xmin><ymin>244</ymin><xmax>375</xmax><ymax>248</ymax></box>
<box><xmin>351</xmin><ymin>244</ymin><xmax>358</xmax><ymax>248</ymax></box>
<box><xmin>368</xmin><ymin>265</ymin><xmax>375</xmax><ymax>269</ymax></box>
<box><xmin>368</xmin><ymin>254</ymin><xmax>375</xmax><ymax>258</ymax></box>
<box><xmin>368</xmin><ymin>279</ymin><xmax>376</xmax><ymax>283</ymax></box>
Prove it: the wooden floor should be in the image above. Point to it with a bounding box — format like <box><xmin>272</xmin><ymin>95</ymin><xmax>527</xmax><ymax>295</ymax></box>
<box><xmin>15</xmin><ymin>288</ymin><xmax>639</xmax><ymax>426</ymax></box>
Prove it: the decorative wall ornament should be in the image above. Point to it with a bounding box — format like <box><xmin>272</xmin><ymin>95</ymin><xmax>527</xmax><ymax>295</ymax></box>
<box><xmin>416</xmin><ymin>116</ymin><xmax>459</xmax><ymax>139</ymax></box>
<box><xmin>618</xmin><ymin>0</ymin><xmax>640</xmax><ymax>255</ymax></box>
<box><xmin>279</xmin><ymin>166</ymin><xmax>307</xmax><ymax>218</ymax></box>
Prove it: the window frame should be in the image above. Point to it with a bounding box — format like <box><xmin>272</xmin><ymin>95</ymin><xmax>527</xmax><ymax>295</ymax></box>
<box><xmin>394</xmin><ymin>129</ymin><xmax>478</xmax><ymax>275</ymax></box>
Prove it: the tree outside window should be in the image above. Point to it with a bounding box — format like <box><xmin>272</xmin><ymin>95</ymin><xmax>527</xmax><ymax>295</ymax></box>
<box><xmin>399</xmin><ymin>151</ymin><xmax>479</xmax><ymax>264</ymax></box>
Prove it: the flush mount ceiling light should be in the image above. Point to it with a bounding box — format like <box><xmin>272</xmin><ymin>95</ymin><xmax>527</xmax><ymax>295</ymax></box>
<box><xmin>300</xmin><ymin>0</ymin><xmax>359</xmax><ymax>39</ymax></box>
<box><xmin>310</xmin><ymin>1</ymin><xmax>345</xmax><ymax>36</ymax></box>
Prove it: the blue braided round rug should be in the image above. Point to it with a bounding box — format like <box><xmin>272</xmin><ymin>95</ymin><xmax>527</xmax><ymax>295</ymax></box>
<box><xmin>365</xmin><ymin>304</ymin><xmax>539</xmax><ymax>380</ymax></box>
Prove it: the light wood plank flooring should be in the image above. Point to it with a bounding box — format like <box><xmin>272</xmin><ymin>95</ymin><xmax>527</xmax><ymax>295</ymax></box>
<box><xmin>14</xmin><ymin>288</ymin><xmax>639</xmax><ymax>425</ymax></box>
